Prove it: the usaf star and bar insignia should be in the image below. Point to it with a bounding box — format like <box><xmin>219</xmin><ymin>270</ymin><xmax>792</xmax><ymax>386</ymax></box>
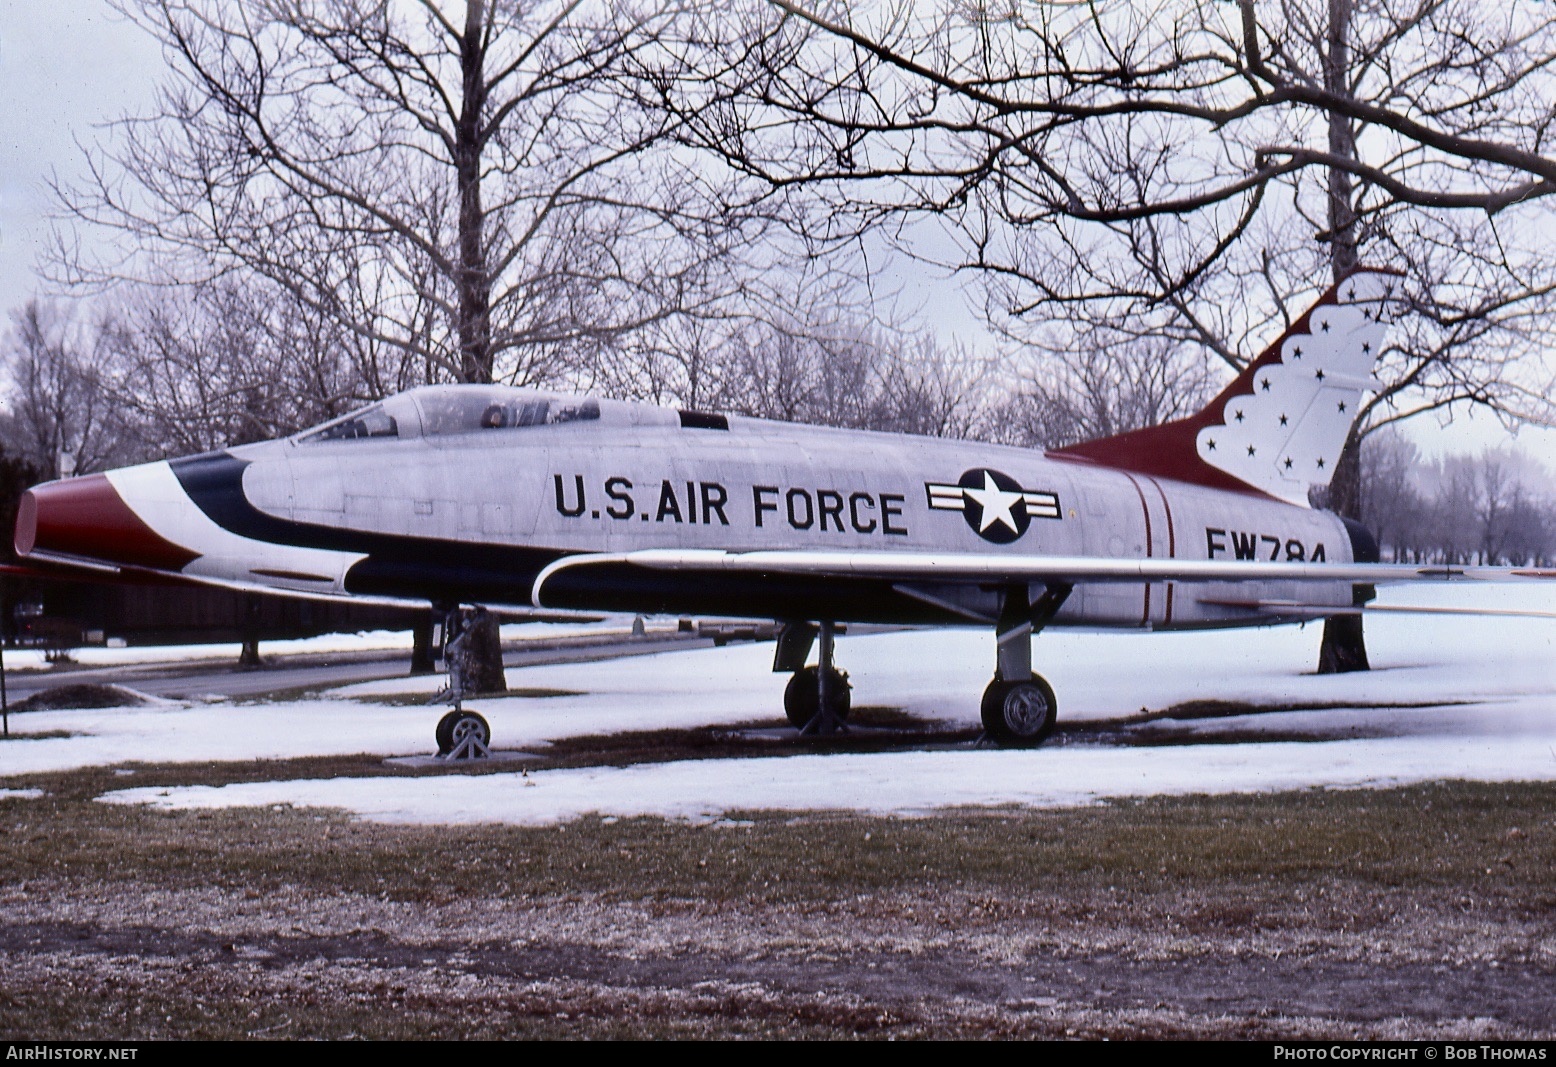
<box><xmin>925</xmin><ymin>468</ymin><xmax>1061</xmax><ymax>544</ymax></box>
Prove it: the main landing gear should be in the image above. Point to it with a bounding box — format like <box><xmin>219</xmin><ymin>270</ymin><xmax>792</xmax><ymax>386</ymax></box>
<box><xmin>980</xmin><ymin>676</ymin><xmax>1057</xmax><ymax>746</ymax></box>
<box><xmin>771</xmin><ymin>583</ymin><xmax>1072</xmax><ymax>747</ymax></box>
<box><xmin>774</xmin><ymin>621</ymin><xmax>852</xmax><ymax>734</ymax></box>
<box><xmin>978</xmin><ymin>582</ymin><xmax>1071</xmax><ymax>747</ymax></box>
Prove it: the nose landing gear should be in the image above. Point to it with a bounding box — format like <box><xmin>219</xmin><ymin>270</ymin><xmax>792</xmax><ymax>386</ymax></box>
<box><xmin>436</xmin><ymin>708</ymin><xmax>492</xmax><ymax>758</ymax></box>
<box><xmin>430</xmin><ymin>603</ymin><xmax>494</xmax><ymax>760</ymax></box>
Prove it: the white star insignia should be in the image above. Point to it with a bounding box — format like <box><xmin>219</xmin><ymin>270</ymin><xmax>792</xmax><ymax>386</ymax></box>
<box><xmin>963</xmin><ymin>471</ymin><xmax>1023</xmax><ymax>534</ymax></box>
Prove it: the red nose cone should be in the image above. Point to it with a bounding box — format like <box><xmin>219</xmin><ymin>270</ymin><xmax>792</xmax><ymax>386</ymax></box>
<box><xmin>14</xmin><ymin>473</ymin><xmax>198</xmax><ymax>571</ymax></box>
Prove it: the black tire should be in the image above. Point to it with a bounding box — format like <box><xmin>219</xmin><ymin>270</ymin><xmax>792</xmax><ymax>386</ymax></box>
<box><xmin>783</xmin><ymin>666</ymin><xmax>851</xmax><ymax>730</ymax></box>
<box><xmin>436</xmin><ymin>709</ymin><xmax>491</xmax><ymax>755</ymax></box>
<box><xmin>980</xmin><ymin>676</ymin><xmax>1057</xmax><ymax>747</ymax></box>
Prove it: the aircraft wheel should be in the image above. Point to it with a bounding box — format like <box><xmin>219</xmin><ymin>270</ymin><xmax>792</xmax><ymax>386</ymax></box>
<box><xmin>436</xmin><ymin>709</ymin><xmax>491</xmax><ymax>755</ymax></box>
<box><xmin>980</xmin><ymin>676</ymin><xmax>1057</xmax><ymax>747</ymax></box>
<box><xmin>783</xmin><ymin>666</ymin><xmax>851</xmax><ymax>730</ymax></box>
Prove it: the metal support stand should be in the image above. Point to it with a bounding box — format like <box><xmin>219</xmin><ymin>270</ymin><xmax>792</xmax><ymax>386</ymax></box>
<box><xmin>409</xmin><ymin>608</ymin><xmax>438</xmax><ymax>675</ymax></box>
<box><xmin>441</xmin><ymin>728</ymin><xmax>491</xmax><ymax>761</ymax></box>
<box><xmin>238</xmin><ymin>592</ymin><xmax>263</xmax><ymax>669</ymax></box>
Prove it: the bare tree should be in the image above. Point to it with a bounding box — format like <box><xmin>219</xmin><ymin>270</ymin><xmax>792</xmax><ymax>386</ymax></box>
<box><xmin>1365</xmin><ymin>440</ymin><xmax>1556</xmax><ymax>565</ymax></box>
<box><xmin>1357</xmin><ymin>428</ymin><xmax>1425</xmax><ymax>561</ymax></box>
<box><xmin>866</xmin><ymin>332</ymin><xmax>993</xmax><ymax>439</ymax></box>
<box><xmin>991</xmin><ymin>329</ymin><xmax>1216</xmax><ymax>448</ymax></box>
<box><xmin>719</xmin><ymin>316</ymin><xmax>886</xmax><ymax>427</ymax></box>
<box><xmin>1500</xmin><ymin>486</ymin><xmax>1554</xmax><ymax>567</ymax></box>
<box><xmin>54</xmin><ymin>0</ymin><xmax>771</xmax><ymax>388</ymax></box>
<box><xmin>99</xmin><ymin>280</ymin><xmax>374</xmax><ymax>457</ymax></box>
<box><xmin>660</xmin><ymin>0</ymin><xmax>1556</xmax><ymax>669</ymax></box>
<box><xmin>2</xmin><ymin>302</ymin><xmax>134</xmax><ymax>476</ymax></box>
<box><xmin>1459</xmin><ymin>449</ymin><xmax>1556</xmax><ymax>566</ymax></box>
<box><xmin>710</xmin><ymin>309</ymin><xmax>993</xmax><ymax>438</ymax></box>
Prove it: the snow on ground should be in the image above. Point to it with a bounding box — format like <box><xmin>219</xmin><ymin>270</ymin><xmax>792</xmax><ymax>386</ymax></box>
<box><xmin>99</xmin><ymin>736</ymin><xmax>1556</xmax><ymax>827</ymax></box>
<box><xmin>0</xmin><ymin>615</ymin><xmax>651</xmax><ymax>672</ymax></box>
<box><xmin>1</xmin><ymin>584</ymin><xmax>1551</xmax><ymax>824</ymax></box>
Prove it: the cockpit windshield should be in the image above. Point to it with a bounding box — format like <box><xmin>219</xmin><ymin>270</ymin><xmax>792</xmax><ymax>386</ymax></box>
<box><xmin>414</xmin><ymin>386</ymin><xmax>600</xmax><ymax>437</ymax></box>
<box><xmin>294</xmin><ymin>402</ymin><xmax>403</xmax><ymax>444</ymax></box>
<box><xmin>294</xmin><ymin>385</ymin><xmax>611</xmax><ymax>445</ymax></box>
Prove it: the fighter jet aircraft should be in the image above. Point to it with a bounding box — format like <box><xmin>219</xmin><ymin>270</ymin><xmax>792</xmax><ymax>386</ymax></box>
<box><xmin>13</xmin><ymin>268</ymin><xmax>1552</xmax><ymax>748</ymax></box>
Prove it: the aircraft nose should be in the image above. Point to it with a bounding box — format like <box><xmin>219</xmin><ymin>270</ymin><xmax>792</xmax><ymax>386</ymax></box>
<box><xmin>14</xmin><ymin>473</ymin><xmax>197</xmax><ymax>571</ymax></box>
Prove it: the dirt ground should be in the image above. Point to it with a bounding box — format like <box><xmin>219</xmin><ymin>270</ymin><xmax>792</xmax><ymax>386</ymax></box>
<box><xmin>2</xmin><ymin>713</ymin><xmax>1553</xmax><ymax>1040</ymax></box>
<box><xmin>2</xmin><ymin>816</ymin><xmax>1552</xmax><ymax>1039</ymax></box>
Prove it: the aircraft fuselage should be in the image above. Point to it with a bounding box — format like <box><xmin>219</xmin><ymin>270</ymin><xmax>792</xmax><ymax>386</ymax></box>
<box><xmin>19</xmin><ymin>385</ymin><xmax>1356</xmax><ymax>630</ymax></box>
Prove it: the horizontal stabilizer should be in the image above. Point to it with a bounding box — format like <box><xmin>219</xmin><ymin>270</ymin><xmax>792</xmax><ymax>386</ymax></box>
<box><xmin>1198</xmin><ymin>598</ymin><xmax>1556</xmax><ymax>621</ymax></box>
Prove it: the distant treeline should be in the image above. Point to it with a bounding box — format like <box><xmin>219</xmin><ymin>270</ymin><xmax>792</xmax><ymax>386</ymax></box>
<box><xmin>1359</xmin><ymin>430</ymin><xmax>1556</xmax><ymax>566</ymax></box>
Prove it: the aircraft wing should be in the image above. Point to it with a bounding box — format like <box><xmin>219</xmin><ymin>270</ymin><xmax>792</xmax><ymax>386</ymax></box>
<box><xmin>3</xmin><ymin>556</ymin><xmax>602</xmax><ymax>622</ymax></box>
<box><xmin>533</xmin><ymin>549</ymin><xmax>1556</xmax><ymax>606</ymax></box>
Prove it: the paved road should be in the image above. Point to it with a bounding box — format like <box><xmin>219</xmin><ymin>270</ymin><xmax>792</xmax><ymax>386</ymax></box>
<box><xmin>0</xmin><ymin>632</ymin><xmax>722</xmax><ymax>705</ymax></box>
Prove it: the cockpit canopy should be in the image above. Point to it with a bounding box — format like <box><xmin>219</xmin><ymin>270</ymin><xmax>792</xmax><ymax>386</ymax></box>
<box><xmin>294</xmin><ymin>384</ymin><xmax>671</xmax><ymax>445</ymax></box>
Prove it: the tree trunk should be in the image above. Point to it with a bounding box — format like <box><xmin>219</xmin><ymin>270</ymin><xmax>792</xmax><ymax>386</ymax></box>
<box><xmin>446</xmin><ymin>607</ymin><xmax>507</xmax><ymax>696</ymax></box>
<box><xmin>238</xmin><ymin>592</ymin><xmax>263</xmax><ymax>669</ymax></box>
<box><xmin>456</xmin><ymin>0</ymin><xmax>494</xmax><ymax>385</ymax></box>
<box><xmin>1317</xmin><ymin>0</ymin><xmax>1370</xmax><ymax>674</ymax></box>
<box><xmin>410</xmin><ymin>611</ymin><xmax>438</xmax><ymax>675</ymax></box>
<box><xmin>447</xmin><ymin>3</ymin><xmax>510</xmax><ymax>692</ymax></box>
<box><xmin>1318</xmin><ymin>609</ymin><xmax>1369</xmax><ymax>673</ymax></box>
<box><xmin>1315</xmin><ymin>363</ymin><xmax>1372</xmax><ymax>679</ymax></box>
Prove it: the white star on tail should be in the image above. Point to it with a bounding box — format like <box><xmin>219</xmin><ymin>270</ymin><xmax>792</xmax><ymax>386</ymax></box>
<box><xmin>964</xmin><ymin>471</ymin><xmax>1023</xmax><ymax>533</ymax></box>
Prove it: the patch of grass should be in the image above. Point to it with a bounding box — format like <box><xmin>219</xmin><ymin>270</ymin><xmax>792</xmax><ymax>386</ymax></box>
<box><xmin>336</xmin><ymin>690</ymin><xmax>439</xmax><ymax>706</ymax></box>
<box><xmin>844</xmin><ymin>704</ymin><xmax>933</xmax><ymax>728</ymax></box>
<box><xmin>4</xmin><ymin>754</ymin><xmax>517</xmax><ymax>800</ymax></box>
<box><xmin>1</xmin><ymin>772</ymin><xmax>1553</xmax><ymax>1040</ymax></box>
<box><xmin>0</xmin><ymin>771</ymin><xmax>1552</xmax><ymax>911</ymax></box>
<box><xmin>1121</xmin><ymin>698</ymin><xmax>1476</xmax><ymax>723</ymax></box>
<box><xmin>9</xmin><ymin>683</ymin><xmax>160</xmax><ymax>712</ymax></box>
<box><xmin>539</xmin><ymin>722</ymin><xmax>981</xmax><ymax>770</ymax></box>
<box><xmin>230</xmin><ymin>684</ymin><xmax>327</xmax><ymax>705</ymax></box>
<box><xmin>238</xmin><ymin>684</ymin><xmax>583</xmax><ymax>706</ymax></box>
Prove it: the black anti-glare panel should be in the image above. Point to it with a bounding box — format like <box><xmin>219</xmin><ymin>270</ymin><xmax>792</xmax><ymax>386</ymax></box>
<box><xmin>678</xmin><ymin>410</ymin><xmax>729</xmax><ymax>430</ymax></box>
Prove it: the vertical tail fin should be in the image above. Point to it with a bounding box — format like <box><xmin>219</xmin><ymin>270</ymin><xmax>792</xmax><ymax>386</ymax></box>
<box><xmin>1052</xmin><ymin>268</ymin><xmax>1399</xmax><ymax>503</ymax></box>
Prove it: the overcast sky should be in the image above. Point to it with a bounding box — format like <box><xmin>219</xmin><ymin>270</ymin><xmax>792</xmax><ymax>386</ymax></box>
<box><xmin>0</xmin><ymin>1</ymin><xmax>161</xmax><ymax>313</ymax></box>
<box><xmin>0</xmin><ymin>1</ymin><xmax>1551</xmax><ymax>467</ymax></box>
